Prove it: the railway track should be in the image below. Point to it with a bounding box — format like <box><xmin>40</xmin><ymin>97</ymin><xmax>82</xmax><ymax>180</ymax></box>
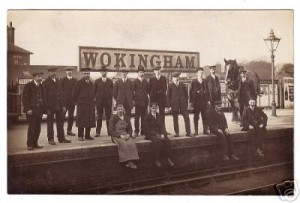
<box><xmin>74</xmin><ymin>160</ymin><xmax>292</xmax><ymax>194</ymax></box>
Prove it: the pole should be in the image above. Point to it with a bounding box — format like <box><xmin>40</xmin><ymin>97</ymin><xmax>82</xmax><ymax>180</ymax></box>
<box><xmin>271</xmin><ymin>51</ymin><xmax>277</xmax><ymax>116</ymax></box>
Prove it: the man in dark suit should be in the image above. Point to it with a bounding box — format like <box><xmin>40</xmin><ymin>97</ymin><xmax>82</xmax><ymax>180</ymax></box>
<box><xmin>149</xmin><ymin>66</ymin><xmax>169</xmax><ymax>134</ymax></box>
<box><xmin>22</xmin><ymin>71</ymin><xmax>45</xmax><ymax>150</ymax></box>
<box><xmin>113</xmin><ymin>69</ymin><xmax>134</xmax><ymax>118</ymax></box>
<box><xmin>43</xmin><ymin>66</ymin><xmax>71</xmax><ymax>145</ymax></box>
<box><xmin>72</xmin><ymin>68</ymin><xmax>96</xmax><ymax>141</ymax></box>
<box><xmin>94</xmin><ymin>66</ymin><xmax>113</xmax><ymax>137</ymax></box>
<box><xmin>242</xmin><ymin>98</ymin><xmax>268</xmax><ymax>158</ymax></box>
<box><xmin>189</xmin><ymin>67</ymin><xmax>209</xmax><ymax>135</ymax></box>
<box><xmin>238</xmin><ymin>67</ymin><xmax>257</xmax><ymax>129</ymax></box>
<box><xmin>144</xmin><ymin>102</ymin><xmax>174</xmax><ymax>168</ymax></box>
<box><xmin>167</xmin><ymin>72</ymin><xmax>192</xmax><ymax>137</ymax></box>
<box><xmin>206</xmin><ymin>65</ymin><xmax>221</xmax><ymax>107</ymax></box>
<box><xmin>61</xmin><ymin>66</ymin><xmax>77</xmax><ymax>136</ymax></box>
<box><xmin>133</xmin><ymin>66</ymin><xmax>149</xmax><ymax>137</ymax></box>
<box><xmin>207</xmin><ymin>100</ymin><xmax>240</xmax><ymax>161</ymax></box>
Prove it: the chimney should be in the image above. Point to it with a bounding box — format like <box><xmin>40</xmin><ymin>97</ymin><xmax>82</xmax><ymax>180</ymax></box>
<box><xmin>7</xmin><ymin>22</ymin><xmax>15</xmax><ymax>44</ymax></box>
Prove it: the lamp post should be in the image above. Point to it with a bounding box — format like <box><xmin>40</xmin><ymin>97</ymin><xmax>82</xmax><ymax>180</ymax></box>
<box><xmin>264</xmin><ymin>29</ymin><xmax>281</xmax><ymax>116</ymax></box>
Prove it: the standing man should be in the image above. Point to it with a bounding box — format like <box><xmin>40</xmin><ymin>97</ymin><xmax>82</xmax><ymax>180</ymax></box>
<box><xmin>167</xmin><ymin>72</ymin><xmax>192</xmax><ymax>137</ymax></box>
<box><xmin>113</xmin><ymin>69</ymin><xmax>134</xmax><ymax>118</ymax></box>
<box><xmin>61</xmin><ymin>66</ymin><xmax>77</xmax><ymax>136</ymax></box>
<box><xmin>189</xmin><ymin>67</ymin><xmax>209</xmax><ymax>135</ymax></box>
<box><xmin>43</xmin><ymin>66</ymin><xmax>71</xmax><ymax>145</ymax></box>
<box><xmin>94</xmin><ymin>66</ymin><xmax>113</xmax><ymax>137</ymax></box>
<box><xmin>144</xmin><ymin>102</ymin><xmax>174</xmax><ymax>168</ymax></box>
<box><xmin>72</xmin><ymin>68</ymin><xmax>96</xmax><ymax>141</ymax></box>
<box><xmin>207</xmin><ymin>100</ymin><xmax>240</xmax><ymax>161</ymax></box>
<box><xmin>242</xmin><ymin>98</ymin><xmax>268</xmax><ymax>158</ymax></box>
<box><xmin>238</xmin><ymin>67</ymin><xmax>256</xmax><ymax>129</ymax></box>
<box><xmin>206</xmin><ymin>65</ymin><xmax>221</xmax><ymax>107</ymax></box>
<box><xmin>22</xmin><ymin>71</ymin><xmax>45</xmax><ymax>150</ymax></box>
<box><xmin>149</xmin><ymin>66</ymin><xmax>169</xmax><ymax>134</ymax></box>
<box><xmin>133</xmin><ymin>65</ymin><xmax>149</xmax><ymax>137</ymax></box>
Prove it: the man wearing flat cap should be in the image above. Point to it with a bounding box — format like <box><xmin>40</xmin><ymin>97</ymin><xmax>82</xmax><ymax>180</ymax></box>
<box><xmin>189</xmin><ymin>67</ymin><xmax>209</xmax><ymax>135</ymax></box>
<box><xmin>207</xmin><ymin>100</ymin><xmax>240</xmax><ymax>161</ymax></box>
<box><xmin>144</xmin><ymin>102</ymin><xmax>174</xmax><ymax>168</ymax></box>
<box><xmin>43</xmin><ymin>66</ymin><xmax>71</xmax><ymax>145</ymax></box>
<box><xmin>72</xmin><ymin>67</ymin><xmax>96</xmax><ymax>141</ymax></box>
<box><xmin>167</xmin><ymin>72</ymin><xmax>192</xmax><ymax>137</ymax></box>
<box><xmin>94</xmin><ymin>66</ymin><xmax>113</xmax><ymax>137</ymax></box>
<box><xmin>22</xmin><ymin>70</ymin><xmax>45</xmax><ymax>150</ymax></box>
<box><xmin>133</xmin><ymin>65</ymin><xmax>149</xmax><ymax>137</ymax></box>
<box><xmin>61</xmin><ymin>66</ymin><xmax>77</xmax><ymax>136</ymax></box>
<box><xmin>206</xmin><ymin>65</ymin><xmax>221</xmax><ymax>107</ymax></box>
<box><xmin>113</xmin><ymin>68</ymin><xmax>134</xmax><ymax>119</ymax></box>
<box><xmin>149</xmin><ymin>66</ymin><xmax>169</xmax><ymax>135</ymax></box>
<box><xmin>237</xmin><ymin>66</ymin><xmax>256</xmax><ymax>129</ymax></box>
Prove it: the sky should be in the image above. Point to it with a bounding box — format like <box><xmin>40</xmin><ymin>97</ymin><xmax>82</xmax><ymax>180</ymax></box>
<box><xmin>7</xmin><ymin>10</ymin><xmax>293</xmax><ymax>67</ymax></box>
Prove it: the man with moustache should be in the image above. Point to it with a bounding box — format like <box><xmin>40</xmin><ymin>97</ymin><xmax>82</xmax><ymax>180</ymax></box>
<box><xmin>133</xmin><ymin>65</ymin><xmax>149</xmax><ymax>137</ymax></box>
<box><xmin>206</xmin><ymin>65</ymin><xmax>221</xmax><ymax>107</ymax></box>
<box><xmin>43</xmin><ymin>66</ymin><xmax>71</xmax><ymax>145</ymax></box>
<box><xmin>94</xmin><ymin>66</ymin><xmax>113</xmax><ymax>137</ymax></box>
<box><xmin>149</xmin><ymin>66</ymin><xmax>169</xmax><ymax>135</ymax></box>
<box><xmin>242</xmin><ymin>98</ymin><xmax>268</xmax><ymax>158</ymax></box>
<box><xmin>113</xmin><ymin>69</ymin><xmax>134</xmax><ymax>118</ymax></box>
<box><xmin>61</xmin><ymin>66</ymin><xmax>77</xmax><ymax>136</ymax></box>
<box><xmin>22</xmin><ymin>70</ymin><xmax>45</xmax><ymax>150</ymax></box>
<box><xmin>189</xmin><ymin>67</ymin><xmax>209</xmax><ymax>135</ymax></box>
<box><xmin>72</xmin><ymin>68</ymin><xmax>96</xmax><ymax>141</ymax></box>
<box><xmin>167</xmin><ymin>72</ymin><xmax>192</xmax><ymax>137</ymax></box>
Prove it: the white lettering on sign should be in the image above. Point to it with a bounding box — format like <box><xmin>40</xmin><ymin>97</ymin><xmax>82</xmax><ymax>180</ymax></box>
<box><xmin>18</xmin><ymin>78</ymin><xmax>32</xmax><ymax>85</ymax></box>
<box><xmin>79</xmin><ymin>46</ymin><xmax>199</xmax><ymax>72</ymax></box>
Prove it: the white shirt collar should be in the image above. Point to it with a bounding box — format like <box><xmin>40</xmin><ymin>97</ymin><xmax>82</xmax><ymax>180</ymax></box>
<box><xmin>33</xmin><ymin>80</ymin><xmax>39</xmax><ymax>86</ymax></box>
<box><xmin>52</xmin><ymin>78</ymin><xmax>56</xmax><ymax>82</ymax></box>
<box><xmin>211</xmin><ymin>74</ymin><xmax>216</xmax><ymax>79</ymax></box>
<box><xmin>197</xmin><ymin>77</ymin><xmax>203</xmax><ymax>83</ymax></box>
<box><xmin>67</xmin><ymin>75</ymin><xmax>72</xmax><ymax>80</ymax></box>
<box><xmin>138</xmin><ymin>77</ymin><xmax>143</xmax><ymax>82</ymax></box>
<box><xmin>156</xmin><ymin>75</ymin><xmax>161</xmax><ymax>80</ymax></box>
<box><xmin>122</xmin><ymin>78</ymin><xmax>127</xmax><ymax>82</ymax></box>
<box><xmin>102</xmin><ymin>77</ymin><xmax>106</xmax><ymax>82</ymax></box>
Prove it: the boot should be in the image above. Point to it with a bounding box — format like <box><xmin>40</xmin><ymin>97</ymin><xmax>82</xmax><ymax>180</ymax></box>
<box><xmin>193</xmin><ymin>122</ymin><xmax>198</xmax><ymax>136</ymax></box>
<box><xmin>203</xmin><ymin>125</ymin><xmax>209</xmax><ymax>135</ymax></box>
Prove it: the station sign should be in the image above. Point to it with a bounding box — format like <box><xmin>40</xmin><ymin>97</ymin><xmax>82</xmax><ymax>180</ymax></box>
<box><xmin>79</xmin><ymin>46</ymin><xmax>199</xmax><ymax>72</ymax></box>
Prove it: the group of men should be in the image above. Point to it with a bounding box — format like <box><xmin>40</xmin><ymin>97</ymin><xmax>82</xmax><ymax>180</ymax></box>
<box><xmin>22</xmin><ymin>64</ymin><xmax>268</xmax><ymax>162</ymax></box>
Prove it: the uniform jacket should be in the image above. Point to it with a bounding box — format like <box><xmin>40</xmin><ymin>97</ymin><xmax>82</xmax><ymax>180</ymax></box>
<box><xmin>22</xmin><ymin>80</ymin><xmax>45</xmax><ymax>115</ymax></box>
<box><xmin>144</xmin><ymin>113</ymin><xmax>164</xmax><ymax>139</ymax></box>
<box><xmin>133</xmin><ymin>78</ymin><xmax>149</xmax><ymax>107</ymax></box>
<box><xmin>238</xmin><ymin>78</ymin><xmax>256</xmax><ymax>102</ymax></box>
<box><xmin>72</xmin><ymin>78</ymin><xmax>96</xmax><ymax>128</ymax></box>
<box><xmin>113</xmin><ymin>78</ymin><xmax>134</xmax><ymax>109</ymax></box>
<box><xmin>189</xmin><ymin>78</ymin><xmax>208</xmax><ymax>104</ymax></box>
<box><xmin>61</xmin><ymin>77</ymin><xmax>77</xmax><ymax>105</ymax></box>
<box><xmin>42</xmin><ymin>76</ymin><xmax>64</xmax><ymax>112</ymax></box>
<box><xmin>149</xmin><ymin>75</ymin><xmax>167</xmax><ymax>106</ymax></box>
<box><xmin>109</xmin><ymin>114</ymin><xmax>133</xmax><ymax>138</ymax></box>
<box><xmin>242</xmin><ymin>106</ymin><xmax>268</xmax><ymax>128</ymax></box>
<box><xmin>167</xmin><ymin>82</ymin><xmax>189</xmax><ymax>111</ymax></box>
<box><xmin>207</xmin><ymin>109</ymin><xmax>228</xmax><ymax>131</ymax></box>
<box><xmin>206</xmin><ymin>74</ymin><xmax>221</xmax><ymax>102</ymax></box>
<box><xmin>94</xmin><ymin>77</ymin><xmax>113</xmax><ymax>107</ymax></box>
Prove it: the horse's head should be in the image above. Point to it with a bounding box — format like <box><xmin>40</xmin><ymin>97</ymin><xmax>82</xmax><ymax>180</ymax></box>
<box><xmin>224</xmin><ymin>58</ymin><xmax>240</xmax><ymax>90</ymax></box>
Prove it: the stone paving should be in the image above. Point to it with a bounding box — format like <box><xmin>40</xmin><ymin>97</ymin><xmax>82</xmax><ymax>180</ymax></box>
<box><xmin>7</xmin><ymin>109</ymin><xmax>294</xmax><ymax>155</ymax></box>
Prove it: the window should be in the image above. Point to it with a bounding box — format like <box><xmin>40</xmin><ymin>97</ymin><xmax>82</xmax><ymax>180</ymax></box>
<box><xmin>13</xmin><ymin>55</ymin><xmax>23</xmax><ymax>65</ymax></box>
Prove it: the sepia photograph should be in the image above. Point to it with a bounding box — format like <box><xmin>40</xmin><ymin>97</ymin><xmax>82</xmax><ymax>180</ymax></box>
<box><xmin>5</xmin><ymin>7</ymin><xmax>296</xmax><ymax>200</ymax></box>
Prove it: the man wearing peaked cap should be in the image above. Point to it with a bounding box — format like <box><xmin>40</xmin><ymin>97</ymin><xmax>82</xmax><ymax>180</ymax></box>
<box><xmin>133</xmin><ymin>65</ymin><xmax>149</xmax><ymax>137</ymax></box>
<box><xmin>43</xmin><ymin>66</ymin><xmax>72</xmax><ymax>145</ymax></box>
<box><xmin>167</xmin><ymin>71</ymin><xmax>192</xmax><ymax>137</ymax></box>
<box><xmin>206</xmin><ymin>65</ymin><xmax>221</xmax><ymax>106</ymax></box>
<box><xmin>22</xmin><ymin>70</ymin><xmax>45</xmax><ymax>150</ymax></box>
<box><xmin>61</xmin><ymin>66</ymin><xmax>77</xmax><ymax>136</ymax></box>
<box><xmin>189</xmin><ymin>66</ymin><xmax>209</xmax><ymax>135</ymax></box>
<box><xmin>238</xmin><ymin>66</ymin><xmax>257</xmax><ymax>130</ymax></box>
<box><xmin>94</xmin><ymin>65</ymin><xmax>113</xmax><ymax>137</ymax></box>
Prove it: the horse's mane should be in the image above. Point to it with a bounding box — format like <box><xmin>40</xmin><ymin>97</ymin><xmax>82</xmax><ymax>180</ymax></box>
<box><xmin>224</xmin><ymin>59</ymin><xmax>240</xmax><ymax>90</ymax></box>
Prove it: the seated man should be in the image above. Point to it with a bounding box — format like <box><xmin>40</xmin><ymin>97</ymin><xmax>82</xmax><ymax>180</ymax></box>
<box><xmin>109</xmin><ymin>103</ymin><xmax>139</xmax><ymax>169</ymax></box>
<box><xmin>242</xmin><ymin>98</ymin><xmax>268</xmax><ymax>158</ymax></box>
<box><xmin>207</xmin><ymin>100</ymin><xmax>240</xmax><ymax>161</ymax></box>
<box><xmin>144</xmin><ymin>102</ymin><xmax>175</xmax><ymax>168</ymax></box>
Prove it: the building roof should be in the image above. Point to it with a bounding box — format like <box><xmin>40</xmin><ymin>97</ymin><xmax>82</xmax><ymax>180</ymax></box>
<box><xmin>7</xmin><ymin>43</ymin><xmax>33</xmax><ymax>55</ymax></box>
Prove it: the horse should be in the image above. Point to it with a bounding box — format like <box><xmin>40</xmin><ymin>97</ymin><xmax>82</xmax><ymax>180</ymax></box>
<box><xmin>224</xmin><ymin>59</ymin><xmax>261</xmax><ymax>123</ymax></box>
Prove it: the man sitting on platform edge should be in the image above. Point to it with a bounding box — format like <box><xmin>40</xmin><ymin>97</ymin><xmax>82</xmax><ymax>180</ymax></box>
<box><xmin>144</xmin><ymin>102</ymin><xmax>175</xmax><ymax>168</ymax></box>
<box><xmin>207</xmin><ymin>100</ymin><xmax>240</xmax><ymax>161</ymax></box>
